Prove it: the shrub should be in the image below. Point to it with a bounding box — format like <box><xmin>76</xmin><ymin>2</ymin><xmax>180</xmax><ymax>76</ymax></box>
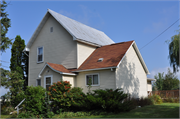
<box><xmin>149</xmin><ymin>95</ymin><xmax>163</xmax><ymax>104</ymax></box>
<box><xmin>54</xmin><ymin>111</ymin><xmax>91</xmax><ymax>118</ymax></box>
<box><xmin>72</xmin><ymin>88</ymin><xmax>131</xmax><ymax>113</ymax></box>
<box><xmin>162</xmin><ymin>97</ymin><xmax>179</xmax><ymax>103</ymax></box>
<box><xmin>1</xmin><ymin>105</ymin><xmax>14</xmax><ymax>115</ymax></box>
<box><xmin>24</xmin><ymin>86</ymin><xmax>47</xmax><ymax>116</ymax></box>
<box><xmin>48</xmin><ymin>81</ymin><xmax>74</xmax><ymax>112</ymax></box>
<box><xmin>17</xmin><ymin>111</ymin><xmax>35</xmax><ymax>118</ymax></box>
<box><xmin>69</xmin><ymin>87</ymin><xmax>86</xmax><ymax>111</ymax></box>
<box><xmin>138</xmin><ymin>97</ymin><xmax>153</xmax><ymax>107</ymax></box>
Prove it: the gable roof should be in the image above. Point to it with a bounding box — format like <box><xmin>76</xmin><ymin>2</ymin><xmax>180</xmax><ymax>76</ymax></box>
<box><xmin>38</xmin><ymin>41</ymin><xmax>149</xmax><ymax>75</ymax></box>
<box><xmin>38</xmin><ymin>62</ymin><xmax>76</xmax><ymax>77</ymax></box>
<box><xmin>25</xmin><ymin>9</ymin><xmax>114</xmax><ymax>51</ymax></box>
<box><xmin>72</xmin><ymin>40</ymin><xmax>149</xmax><ymax>74</ymax></box>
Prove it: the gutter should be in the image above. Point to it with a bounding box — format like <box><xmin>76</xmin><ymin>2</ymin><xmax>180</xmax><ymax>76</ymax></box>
<box><xmin>72</xmin><ymin>66</ymin><xmax>117</xmax><ymax>73</ymax></box>
<box><xmin>23</xmin><ymin>50</ymin><xmax>29</xmax><ymax>57</ymax></box>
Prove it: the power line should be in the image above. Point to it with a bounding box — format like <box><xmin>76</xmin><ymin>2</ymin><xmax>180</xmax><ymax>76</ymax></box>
<box><xmin>140</xmin><ymin>18</ymin><xmax>180</xmax><ymax>50</ymax></box>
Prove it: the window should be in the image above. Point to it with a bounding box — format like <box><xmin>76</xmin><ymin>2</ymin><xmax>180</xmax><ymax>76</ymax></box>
<box><xmin>50</xmin><ymin>27</ymin><xmax>53</xmax><ymax>32</ymax></box>
<box><xmin>86</xmin><ymin>74</ymin><xmax>99</xmax><ymax>86</ymax></box>
<box><xmin>36</xmin><ymin>79</ymin><xmax>41</xmax><ymax>86</ymax></box>
<box><xmin>37</xmin><ymin>47</ymin><xmax>43</xmax><ymax>63</ymax></box>
<box><xmin>44</xmin><ymin>75</ymin><xmax>53</xmax><ymax>91</ymax></box>
<box><xmin>147</xmin><ymin>81</ymin><xmax>151</xmax><ymax>84</ymax></box>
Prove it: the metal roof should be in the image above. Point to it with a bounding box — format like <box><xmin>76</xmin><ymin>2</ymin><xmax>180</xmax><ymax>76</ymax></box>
<box><xmin>48</xmin><ymin>9</ymin><xmax>114</xmax><ymax>46</ymax></box>
<box><xmin>25</xmin><ymin>9</ymin><xmax>114</xmax><ymax>51</ymax></box>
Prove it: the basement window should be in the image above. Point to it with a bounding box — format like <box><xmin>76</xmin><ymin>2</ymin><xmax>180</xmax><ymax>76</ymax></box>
<box><xmin>97</xmin><ymin>58</ymin><xmax>103</xmax><ymax>62</ymax></box>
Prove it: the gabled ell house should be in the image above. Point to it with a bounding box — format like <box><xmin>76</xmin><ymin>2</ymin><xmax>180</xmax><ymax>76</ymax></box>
<box><xmin>24</xmin><ymin>9</ymin><xmax>153</xmax><ymax>98</ymax></box>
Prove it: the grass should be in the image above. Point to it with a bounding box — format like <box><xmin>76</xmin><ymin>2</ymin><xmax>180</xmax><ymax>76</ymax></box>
<box><xmin>75</xmin><ymin>103</ymin><xmax>179</xmax><ymax>118</ymax></box>
<box><xmin>0</xmin><ymin>115</ymin><xmax>16</xmax><ymax>118</ymax></box>
<box><xmin>1</xmin><ymin>103</ymin><xmax>179</xmax><ymax>118</ymax></box>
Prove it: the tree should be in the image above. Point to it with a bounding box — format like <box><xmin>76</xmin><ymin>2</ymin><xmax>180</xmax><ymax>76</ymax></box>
<box><xmin>0</xmin><ymin>0</ymin><xmax>12</xmax><ymax>52</ymax></box>
<box><xmin>0</xmin><ymin>68</ymin><xmax>10</xmax><ymax>88</ymax></box>
<box><xmin>1</xmin><ymin>70</ymin><xmax>24</xmax><ymax>107</ymax></box>
<box><xmin>153</xmin><ymin>68</ymin><xmax>179</xmax><ymax>91</ymax></box>
<box><xmin>167</xmin><ymin>29</ymin><xmax>179</xmax><ymax>73</ymax></box>
<box><xmin>163</xmin><ymin>68</ymin><xmax>179</xmax><ymax>90</ymax></box>
<box><xmin>10</xmin><ymin>35</ymin><xmax>28</xmax><ymax>90</ymax></box>
<box><xmin>153</xmin><ymin>72</ymin><xmax>164</xmax><ymax>91</ymax></box>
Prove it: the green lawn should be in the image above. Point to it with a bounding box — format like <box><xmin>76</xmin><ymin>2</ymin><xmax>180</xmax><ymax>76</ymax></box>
<box><xmin>75</xmin><ymin>103</ymin><xmax>179</xmax><ymax>118</ymax></box>
<box><xmin>1</xmin><ymin>103</ymin><xmax>179</xmax><ymax>118</ymax></box>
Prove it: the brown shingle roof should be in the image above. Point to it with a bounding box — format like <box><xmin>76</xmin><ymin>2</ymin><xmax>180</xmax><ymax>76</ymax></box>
<box><xmin>74</xmin><ymin>40</ymin><xmax>134</xmax><ymax>71</ymax></box>
<box><xmin>47</xmin><ymin>62</ymin><xmax>74</xmax><ymax>74</ymax></box>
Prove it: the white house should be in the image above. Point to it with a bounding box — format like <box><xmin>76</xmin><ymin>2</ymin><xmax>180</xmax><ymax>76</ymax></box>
<box><xmin>24</xmin><ymin>9</ymin><xmax>152</xmax><ymax>98</ymax></box>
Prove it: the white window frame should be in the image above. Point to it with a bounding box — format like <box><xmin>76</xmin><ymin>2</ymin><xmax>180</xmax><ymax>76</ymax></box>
<box><xmin>36</xmin><ymin>79</ymin><xmax>41</xmax><ymax>86</ymax></box>
<box><xmin>44</xmin><ymin>75</ymin><xmax>53</xmax><ymax>90</ymax></box>
<box><xmin>85</xmin><ymin>73</ymin><xmax>100</xmax><ymax>86</ymax></box>
<box><xmin>37</xmin><ymin>46</ymin><xmax>44</xmax><ymax>63</ymax></box>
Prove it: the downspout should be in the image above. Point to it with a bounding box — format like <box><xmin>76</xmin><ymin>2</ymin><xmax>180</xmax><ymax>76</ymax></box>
<box><xmin>23</xmin><ymin>50</ymin><xmax>29</xmax><ymax>57</ymax></box>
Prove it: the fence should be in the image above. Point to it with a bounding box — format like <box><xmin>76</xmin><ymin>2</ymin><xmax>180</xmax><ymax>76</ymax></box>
<box><xmin>148</xmin><ymin>90</ymin><xmax>179</xmax><ymax>98</ymax></box>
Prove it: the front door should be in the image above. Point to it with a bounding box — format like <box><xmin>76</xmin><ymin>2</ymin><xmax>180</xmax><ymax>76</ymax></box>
<box><xmin>44</xmin><ymin>75</ymin><xmax>53</xmax><ymax>91</ymax></box>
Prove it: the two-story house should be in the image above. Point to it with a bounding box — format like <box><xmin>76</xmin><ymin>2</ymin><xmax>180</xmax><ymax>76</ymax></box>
<box><xmin>24</xmin><ymin>9</ymin><xmax>153</xmax><ymax>98</ymax></box>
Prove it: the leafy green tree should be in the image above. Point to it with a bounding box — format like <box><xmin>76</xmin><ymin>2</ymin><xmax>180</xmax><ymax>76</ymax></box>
<box><xmin>1</xmin><ymin>70</ymin><xmax>24</xmax><ymax>107</ymax></box>
<box><xmin>163</xmin><ymin>68</ymin><xmax>179</xmax><ymax>90</ymax></box>
<box><xmin>10</xmin><ymin>35</ymin><xmax>28</xmax><ymax>90</ymax></box>
<box><xmin>0</xmin><ymin>0</ymin><xmax>12</xmax><ymax>52</ymax></box>
<box><xmin>0</xmin><ymin>68</ymin><xmax>10</xmax><ymax>88</ymax></box>
<box><xmin>153</xmin><ymin>68</ymin><xmax>179</xmax><ymax>91</ymax></box>
<box><xmin>153</xmin><ymin>72</ymin><xmax>164</xmax><ymax>91</ymax></box>
<box><xmin>167</xmin><ymin>29</ymin><xmax>179</xmax><ymax>73</ymax></box>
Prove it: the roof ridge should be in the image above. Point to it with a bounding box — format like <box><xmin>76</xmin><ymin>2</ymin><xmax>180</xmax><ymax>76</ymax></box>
<box><xmin>101</xmin><ymin>40</ymin><xmax>134</xmax><ymax>47</ymax></box>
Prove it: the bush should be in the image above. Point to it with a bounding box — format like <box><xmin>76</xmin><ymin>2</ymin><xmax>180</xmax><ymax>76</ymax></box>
<box><xmin>48</xmin><ymin>81</ymin><xmax>74</xmax><ymax>112</ymax></box>
<box><xmin>69</xmin><ymin>87</ymin><xmax>86</xmax><ymax>111</ymax></box>
<box><xmin>162</xmin><ymin>97</ymin><xmax>179</xmax><ymax>103</ymax></box>
<box><xmin>138</xmin><ymin>97</ymin><xmax>153</xmax><ymax>107</ymax></box>
<box><xmin>72</xmin><ymin>88</ymin><xmax>131</xmax><ymax>113</ymax></box>
<box><xmin>54</xmin><ymin>111</ymin><xmax>91</xmax><ymax>118</ymax></box>
<box><xmin>17</xmin><ymin>111</ymin><xmax>35</xmax><ymax>118</ymax></box>
<box><xmin>24</xmin><ymin>86</ymin><xmax>47</xmax><ymax>116</ymax></box>
<box><xmin>149</xmin><ymin>95</ymin><xmax>163</xmax><ymax>104</ymax></box>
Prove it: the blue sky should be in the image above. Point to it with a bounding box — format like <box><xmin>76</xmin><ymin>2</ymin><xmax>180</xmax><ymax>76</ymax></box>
<box><xmin>0</xmin><ymin>1</ymin><xmax>179</xmax><ymax>96</ymax></box>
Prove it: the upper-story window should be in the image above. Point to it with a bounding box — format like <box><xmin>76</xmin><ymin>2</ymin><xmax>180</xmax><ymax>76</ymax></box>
<box><xmin>37</xmin><ymin>47</ymin><xmax>43</xmax><ymax>63</ymax></box>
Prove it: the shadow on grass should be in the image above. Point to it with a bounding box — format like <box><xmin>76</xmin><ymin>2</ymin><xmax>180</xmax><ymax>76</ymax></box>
<box><xmin>84</xmin><ymin>103</ymin><xmax>179</xmax><ymax>118</ymax></box>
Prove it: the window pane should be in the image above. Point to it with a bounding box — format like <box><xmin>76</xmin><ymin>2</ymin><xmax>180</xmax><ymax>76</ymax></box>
<box><xmin>38</xmin><ymin>55</ymin><xmax>42</xmax><ymax>62</ymax></box>
<box><xmin>46</xmin><ymin>77</ymin><xmax>51</xmax><ymax>85</ymax></box>
<box><xmin>38</xmin><ymin>47</ymin><xmax>43</xmax><ymax>55</ymax></box>
<box><xmin>37</xmin><ymin>79</ymin><xmax>41</xmax><ymax>86</ymax></box>
<box><xmin>86</xmin><ymin>75</ymin><xmax>92</xmax><ymax>85</ymax></box>
<box><xmin>46</xmin><ymin>85</ymin><xmax>50</xmax><ymax>91</ymax></box>
<box><xmin>93</xmin><ymin>75</ymin><xmax>98</xmax><ymax>85</ymax></box>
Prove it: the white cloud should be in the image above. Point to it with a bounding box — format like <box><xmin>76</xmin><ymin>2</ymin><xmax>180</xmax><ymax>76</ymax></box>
<box><xmin>148</xmin><ymin>67</ymin><xmax>180</xmax><ymax>80</ymax></box>
<box><xmin>0</xmin><ymin>87</ymin><xmax>9</xmax><ymax>97</ymax></box>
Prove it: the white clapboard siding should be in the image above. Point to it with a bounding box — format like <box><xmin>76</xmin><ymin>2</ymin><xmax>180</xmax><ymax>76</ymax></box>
<box><xmin>115</xmin><ymin>45</ymin><xmax>148</xmax><ymax>98</ymax></box>
<box><xmin>29</xmin><ymin>15</ymin><xmax>77</xmax><ymax>86</ymax></box>
<box><xmin>77</xmin><ymin>42</ymin><xmax>96</xmax><ymax>68</ymax></box>
<box><xmin>76</xmin><ymin>69</ymin><xmax>116</xmax><ymax>94</ymax></box>
<box><xmin>62</xmin><ymin>75</ymin><xmax>75</xmax><ymax>87</ymax></box>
